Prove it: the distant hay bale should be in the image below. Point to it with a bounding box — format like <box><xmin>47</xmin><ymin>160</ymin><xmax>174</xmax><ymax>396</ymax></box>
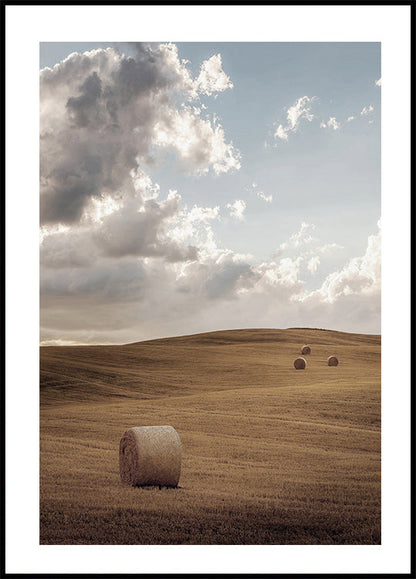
<box><xmin>294</xmin><ymin>357</ymin><xmax>307</xmax><ymax>370</ymax></box>
<box><xmin>119</xmin><ymin>425</ymin><xmax>181</xmax><ymax>487</ymax></box>
<box><xmin>301</xmin><ymin>344</ymin><xmax>311</xmax><ymax>355</ymax></box>
<box><xmin>327</xmin><ymin>355</ymin><xmax>339</xmax><ymax>367</ymax></box>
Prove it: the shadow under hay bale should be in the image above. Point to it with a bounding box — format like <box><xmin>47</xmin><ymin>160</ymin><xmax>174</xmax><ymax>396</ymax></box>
<box><xmin>119</xmin><ymin>425</ymin><xmax>181</xmax><ymax>487</ymax></box>
<box><xmin>328</xmin><ymin>355</ymin><xmax>339</xmax><ymax>366</ymax></box>
<box><xmin>294</xmin><ymin>357</ymin><xmax>307</xmax><ymax>370</ymax></box>
<box><xmin>301</xmin><ymin>344</ymin><xmax>311</xmax><ymax>355</ymax></box>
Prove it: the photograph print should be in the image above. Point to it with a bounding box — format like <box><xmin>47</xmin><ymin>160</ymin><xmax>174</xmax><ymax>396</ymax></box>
<box><xmin>39</xmin><ymin>40</ymin><xmax>381</xmax><ymax>546</ymax></box>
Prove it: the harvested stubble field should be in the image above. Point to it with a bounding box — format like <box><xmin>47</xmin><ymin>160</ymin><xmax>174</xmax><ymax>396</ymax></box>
<box><xmin>40</xmin><ymin>327</ymin><xmax>381</xmax><ymax>545</ymax></box>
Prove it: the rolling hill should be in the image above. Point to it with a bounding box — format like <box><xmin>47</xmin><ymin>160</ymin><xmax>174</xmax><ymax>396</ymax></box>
<box><xmin>40</xmin><ymin>327</ymin><xmax>381</xmax><ymax>544</ymax></box>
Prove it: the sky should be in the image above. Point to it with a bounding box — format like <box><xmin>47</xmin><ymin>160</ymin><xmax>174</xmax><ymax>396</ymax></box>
<box><xmin>39</xmin><ymin>41</ymin><xmax>381</xmax><ymax>345</ymax></box>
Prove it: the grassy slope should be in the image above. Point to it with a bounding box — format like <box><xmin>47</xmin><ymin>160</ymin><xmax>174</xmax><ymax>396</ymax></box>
<box><xmin>40</xmin><ymin>328</ymin><xmax>381</xmax><ymax>544</ymax></box>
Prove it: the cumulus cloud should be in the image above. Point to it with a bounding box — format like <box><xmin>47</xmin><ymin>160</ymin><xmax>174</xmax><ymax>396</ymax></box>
<box><xmin>347</xmin><ymin>116</ymin><xmax>355</xmax><ymax>122</ymax></box>
<box><xmin>153</xmin><ymin>107</ymin><xmax>241</xmax><ymax>175</ymax></box>
<box><xmin>196</xmin><ymin>54</ymin><xmax>233</xmax><ymax>95</ymax></box>
<box><xmin>301</xmin><ymin>221</ymin><xmax>380</xmax><ymax>304</ymax></box>
<box><xmin>41</xmin><ymin>218</ymin><xmax>381</xmax><ymax>344</ymax></box>
<box><xmin>39</xmin><ymin>45</ymin><xmax>381</xmax><ymax>345</ymax></box>
<box><xmin>375</xmin><ymin>77</ymin><xmax>382</xmax><ymax>87</ymax></box>
<box><xmin>167</xmin><ymin>203</ymin><xmax>221</xmax><ymax>256</ymax></box>
<box><xmin>274</xmin><ymin>96</ymin><xmax>315</xmax><ymax>142</ymax></box>
<box><xmin>226</xmin><ymin>199</ymin><xmax>246</xmax><ymax>221</ymax></box>
<box><xmin>40</xmin><ymin>43</ymin><xmax>239</xmax><ymax>226</ymax></box>
<box><xmin>40</xmin><ymin>173</ymin><xmax>199</xmax><ymax>268</ymax></box>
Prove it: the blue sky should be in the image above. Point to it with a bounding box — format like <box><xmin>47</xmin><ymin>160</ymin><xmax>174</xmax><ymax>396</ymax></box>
<box><xmin>39</xmin><ymin>42</ymin><xmax>381</xmax><ymax>344</ymax></box>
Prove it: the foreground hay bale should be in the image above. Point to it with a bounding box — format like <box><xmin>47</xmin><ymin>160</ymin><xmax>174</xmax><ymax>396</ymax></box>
<box><xmin>327</xmin><ymin>355</ymin><xmax>339</xmax><ymax>366</ymax></box>
<box><xmin>301</xmin><ymin>344</ymin><xmax>311</xmax><ymax>355</ymax></box>
<box><xmin>294</xmin><ymin>357</ymin><xmax>307</xmax><ymax>370</ymax></box>
<box><xmin>119</xmin><ymin>425</ymin><xmax>181</xmax><ymax>487</ymax></box>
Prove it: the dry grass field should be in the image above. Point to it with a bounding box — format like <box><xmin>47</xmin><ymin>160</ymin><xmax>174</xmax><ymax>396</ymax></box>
<box><xmin>40</xmin><ymin>328</ymin><xmax>381</xmax><ymax>545</ymax></box>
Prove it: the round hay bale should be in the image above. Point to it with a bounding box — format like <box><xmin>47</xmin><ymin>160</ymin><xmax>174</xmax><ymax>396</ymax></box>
<box><xmin>119</xmin><ymin>425</ymin><xmax>181</xmax><ymax>487</ymax></box>
<box><xmin>301</xmin><ymin>344</ymin><xmax>311</xmax><ymax>355</ymax></box>
<box><xmin>294</xmin><ymin>357</ymin><xmax>307</xmax><ymax>370</ymax></box>
<box><xmin>327</xmin><ymin>355</ymin><xmax>339</xmax><ymax>367</ymax></box>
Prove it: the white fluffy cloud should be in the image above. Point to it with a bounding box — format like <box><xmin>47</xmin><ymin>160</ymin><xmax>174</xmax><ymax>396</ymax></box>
<box><xmin>153</xmin><ymin>107</ymin><xmax>241</xmax><ymax>175</ymax></box>
<box><xmin>274</xmin><ymin>124</ymin><xmax>289</xmax><ymax>141</ymax></box>
<box><xmin>375</xmin><ymin>77</ymin><xmax>382</xmax><ymax>87</ymax></box>
<box><xmin>226</xmin><ymin>199</ymin><xmax>246</xmax><ymax>221</ymax></box>
<box><xmin>301</xmin><ymin>221</ymin><xmax>380</xmax><ymax>304</ymax></box>
<box><xmin>196</xmin><ymin>54</ymin><xmax>233</xmax><ymax>96</ymax></box>
<box><xmin>286</xmin><ymin>96</ymin><xmax>314</xmax><ymax>129</ymax></box>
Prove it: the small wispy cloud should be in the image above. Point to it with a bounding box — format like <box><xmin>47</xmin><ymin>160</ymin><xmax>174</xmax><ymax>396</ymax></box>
<box><xmin>274</xmin><ymin>96</ymin><xmax>315</xmax><ymax>142</ymax></box>
<box><xmin>375</xmin><ymin>77</ymin><xmax>382</xmax><ymax>87</ymax></box>
<box><xmin>318</xmin><ymin>243</ymin><xmax>343</xmax><ymax>254</ymax></box>
<box><xmin>360</xmin><ymin>105</ymin><xmax>374</xmax><ymax>116</ymax></box>
<box><xmin>274</xmin><ymin>124</ymin><xmax>289</xmax><ymax>141</ymax></box>
<box><xmin>290</xmin><ymin>222</ymin><xmax>316</xmax><ymax>248</ymax></box>
<box><xmin>226</xmin><ymin>199</ymin><xmax>246</xmax><ymax>221</ymax></box>
<box><xmin>287</xmin><ymin>96</ymin><xmax>314</xmax><ymax>130</ymax></box>
<box><xmin>307</xmin><ymin>256</ymin><xmax>320</xmax><ymax>275</ymax></box>
<box><xmin>257</xmin><ymin>191</ymin><xmax>273</xmax><ymax>203</ymax></box>
<box><xmin>321</xmin><ymin>117</ymin><xmax>341</xmax><ymax>131</ymax></box>
<box><xmin>273</xmin><ymin>93</ymin><xmax>378</xmax><ymax>145</ymax></box>
<box><xmin>250</xmin><ymin>182</ymin><xmax>273</xmax><ymax>203</ymax></box>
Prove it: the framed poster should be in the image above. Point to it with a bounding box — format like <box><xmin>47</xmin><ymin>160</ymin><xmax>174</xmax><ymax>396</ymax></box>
<box><xmin>4</xmin><ymin>4</ymin><xmax>412</xmax><ymax>575</ymax></box>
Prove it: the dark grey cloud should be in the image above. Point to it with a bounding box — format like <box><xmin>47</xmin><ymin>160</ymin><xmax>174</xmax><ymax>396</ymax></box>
<box><xmin>41</xmin><ymin>149</ymin><xmax>106</xmax><ymax>224</ymax></box>
<box><xmin>41</xmin><ymin>187</ymin><xmax>199</xmax><ymax>267</ymax></box>
<box><xmin>92</xmin><ymin>196</ymin><xmax>198</xmax><ymax>262</ymax></box>
<box><xmin>40</xmin><ymin>44</ymin><xmax>238</xmax><ymax>227</ymax></box>
<box><xmin>41</xmin><ymin>257</ymin><xmax>147</xmax><ymax>304</ymax></box>
<box><xmin>66</xmin><ymin>71</ymin><xmax>103</xmax><ymax>127</ymax></box>
<box><xmin>205</xmin><ymin>261</ymin><xmax>256</xmax><ymax>300</ymax></box>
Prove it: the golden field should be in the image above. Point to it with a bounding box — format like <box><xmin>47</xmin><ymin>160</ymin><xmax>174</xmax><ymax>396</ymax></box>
<box><xmin>40</xmin><ymin>327</ymin><xmax>381</xmax><ymax>544</ymax></box>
